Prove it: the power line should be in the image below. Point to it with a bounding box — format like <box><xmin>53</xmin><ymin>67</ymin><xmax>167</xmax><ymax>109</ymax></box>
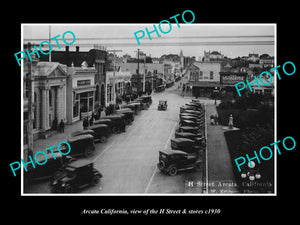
<box><xmin>36</xmin><ymin>40</ymin><xmax>274</xmax><ymax>49</ymax></box>
<box><xmin>23</xmin><ymin>35</ymin><xmax>274</xmax><ymax>41</ymax></box>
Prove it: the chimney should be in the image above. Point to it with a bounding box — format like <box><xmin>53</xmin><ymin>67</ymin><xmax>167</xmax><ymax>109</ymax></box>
<box><xmin>65</xmin><ymin>46</ymin><xmax>69</xmax><ymax>52</ymax></box>
<box><xmin>76</xmin><ymin>46</ymin><xmax>79</xmax><ymax>52</ymax></box>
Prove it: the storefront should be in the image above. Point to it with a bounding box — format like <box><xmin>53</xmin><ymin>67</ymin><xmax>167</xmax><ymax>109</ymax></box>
<box><xmin>106</xmin><ymin>71</ymin><xmax>131</xmax><ymax>105</ymax></box>
<box><xmin>67</xmin><ymin>64</ymin><xmax>96</xmax><ymax>124</ymax></box>
<box><xmin>220</xmin><ymin>71</ymin><xmax>247</xmax><ymax>96</ymax></box>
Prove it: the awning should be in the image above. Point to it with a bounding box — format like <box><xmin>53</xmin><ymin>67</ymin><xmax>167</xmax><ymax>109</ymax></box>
<box><xmin>189</xmin><ymin>81</ymin><xmax>220</xmax><ymax>87</ymax></box>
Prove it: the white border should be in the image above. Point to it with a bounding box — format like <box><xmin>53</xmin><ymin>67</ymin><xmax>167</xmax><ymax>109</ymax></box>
<box><xmin>21</xmin><ymin>23</ymin><xmax>277</xmax><ymax>196</ymax></box>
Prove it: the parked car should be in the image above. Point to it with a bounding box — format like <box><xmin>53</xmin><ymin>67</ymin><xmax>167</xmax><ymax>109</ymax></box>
<box><xmin>170</xmin><ymin>138</ymin><xmax>205</xmax><ymax>153</ymax></box>
<box><xmin>89</xmin><ymin>124</ymin><xmax>110</xmax><ymax>143</ymax></box>
<box><xmin>50</xmin><ymin>160</ymin><xmax>102</xmax><ymax>193</ymax></box>
<box><xmin>24</xmin><ymin>152</ymin><xmax>75</xmax><ymax>185</ymax></box>
<box><xmin>175</xmin><ymin>131</ymin><xmax>205</xmax><ymax>141</ymax></box>
<box><xmin>157</xmin><ymin>149</ymin><xmax>202</xmax><ymax>176</ymax></box>
<box><xmin>132</xmin><ymin>99</ymin><xmax>148</xmax><ymax>110</ymax></box>
<box><xmin>157</xmin><ymin>100</ymin><xmax>168</xmax><ymax>110</ymax></box>
<box><xmin>58</xmin><ymin>134</ymin><xmax>95</xmax><ymax>158</ymax></box>
<box><xmin>123</xmin><ymin>103</ymin><xmax>141</xmax><ymax>115</ymax></box>
<box><xmin>177</xmin><ymin>126</ymin><xmax>203</xmax><ymax>135</ymax></box>
<box><xmin>180</xmin><ymin>116</ymin><xmax>201</xmax><ymax>124</ymax></box>
<box><xmin>102</xmin><ymin>114</ymin><xmax>126</xmax><ymax>133</ymax></box>
<box><xmin>71</xmin><ymin>129</ymin><xmax>95</xmax><ymax>138</ymax></box>
<box><xmin>181</xmin><ymin>109</ymin><xmax>203</xmax><ymax>116</ymax></box>
<box><xmin>156</xmin><ymin>84</ymin><xmax>165</xmax><ymax>92</ymax></box>
<box><xmin>139</xmin><ymin>95</ymin><xmax>152</xmax><ymax>105</ymax></box>
<box><xmin>94</xmin><ymin>118</ymin><xmax>112</xmax><ymax>130</ymax></box>
<box><xmin>180</xmin><ymin>105</ymin><xmax>198</xmax><ymax>113</ymax></box>
<box><xmin>180</xmin><ymin>119</ymin><xmax>200</xmax><ymax>127</ymax></box>
<box><xmin>116</xmin><ymin>108</ymin><xmax>134</xmax><ymax>125</ymax></box>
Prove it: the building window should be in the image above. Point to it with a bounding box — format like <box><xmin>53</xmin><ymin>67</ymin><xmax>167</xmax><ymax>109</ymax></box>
<box><xmin>210</xmin><ymin>71</ymin><xmax>214</xmax><ymax>80</ymax></box>
<box><xmin>199</xmin><ymin>71</ymin><xmax>203</xmax><ymax>80</ymax></box>
<box><xmin>80</xmin><ymin>91</ymin><xmax>94</xmax><ymax>113</ymax></box>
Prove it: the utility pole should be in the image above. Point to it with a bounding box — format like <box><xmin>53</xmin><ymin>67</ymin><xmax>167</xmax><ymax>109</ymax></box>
<box><xmin>49</xmin><ymin>25</ymin><xmax>51</xmax><ymax>63</ymax></box>
<box><xmin>107</xmin><ymin>49</ymin><xmax>122</xmax><ymax>106</ymax></box>
<box><xmin>134</xmin><ymin>49</ymin><xmax>140</xmax><ymax>94</ymax></box>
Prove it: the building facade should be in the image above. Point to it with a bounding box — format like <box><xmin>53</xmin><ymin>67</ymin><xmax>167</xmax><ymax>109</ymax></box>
<box><xmin>186</xmin><ymin>61</ymin><xmax>221</xmax><ymax>97</ymax></box>
<box><xmin>29</xmin><ymin>62</ymin><xmax>68</xmax><ymax>139</ymax></box>
<box><xmin>66</xmin><ymin>63</ymin><xmax>97</xmax><ymax>124</ymax></box>
<box><xmin>106</xmin><ymin>70</ymin><xmax>131</xmax><ymax>105</ymax></box>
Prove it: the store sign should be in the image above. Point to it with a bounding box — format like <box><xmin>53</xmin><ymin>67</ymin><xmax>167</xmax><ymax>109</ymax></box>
<box><xmin>221</xmin><ymin>74</ymin><xmax>245</xmax><ymax>85</ymax></box>
<box><xmin>77</xmin><ymin>80</ymin><xmax>91</xmax><ymax>86</ymax></box>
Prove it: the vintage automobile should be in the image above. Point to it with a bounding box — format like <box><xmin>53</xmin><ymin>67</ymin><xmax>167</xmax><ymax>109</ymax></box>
<box><xmin>185</xmin><ymin>102</ymin><xmax>203</xmax><ymax>109</ymax></box>
<box><xmin>170</xmin><ymin>138</ymin><xmax>205</xmax><ymax>153</ymax></box>
<box><xmin>157</xmin><ymin>100</ymin><xmax>168</xmax><ymax>110</ymax></box>
<box><xmin>132</xmin><ymin>99</ymin><xmax>149</xmax><ymax>110</ymax></box>
<box><xmin>50</xmin><ymin>160</ymin><xmax>102</xmax><ymax>193</ymax></box>
<box><xmin>175</xmin><ymin>131</ymin><xmax>205</xmax><ymax>141</ymax></box>
<box><xmin>139</xmin><ymin>95</ymin><xmax>152</xmax><ymax>105</ymax></box>
<box><xmin>116</xmin><ymin>108</ymin><xmax>134</xmax><ymax>125</ymax></box>
<box><xmin>156</xmin><ymin>84</ymin><xmax>165</xmax><ymax>92</ymax></box>
<box><xmin>180</xmin><ymin>105</ymin><xmax>198</xmax><ymax>113</ymax></box>
<box><xmin>157</xmin><ymin>149</ymin><xmax>202</xmax><ymax>176</ymax></box>
<box><xmin>102</xmin><ymin>114</ymin><xmax>126</xmax><ymax>133</ymax></box>
<box><xmin>180</xmin><ymin>116</ymin><xmax>201</xmax><ymax>124</ymax></box>
<box><xmin>71</xmin><ymin>129</ymin><xmax>95</xmax><ymax>138</ymax></box>
<box><xmin>88</xmin><ymin>124</ymin><xmax>110</xmax><ymax>143</ymax></box>
<box><xmin>24</xmin><ymin>152</ymin><xmax>75</xmax><ymax>186</ymax></box>
<box><xmin>123</xmin><ymin>103</ymin><xmax>141</xmax><ymax>115</ymax></box>
<box><xmin>177</xmin><ymin>126</ymin><xmax>203</xmax><ymax>135</ymax></box>
<box><xmin>181</xmin><ymin>109</ymin><xmax>203</xmax><ymax>116</ymax></box>
<box><xmin>59</xmin><ymin>134</ymin><xmax>95</xmax><ymax>158</ymax></box>
<box><xmin>180</xmin><ymin>119</ymin><xmax>200</xmax><ymax>127</ymax></box>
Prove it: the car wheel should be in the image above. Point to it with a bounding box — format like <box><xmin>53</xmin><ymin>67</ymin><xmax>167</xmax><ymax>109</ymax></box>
<box><xmin>84</xmin><ymin>148</ymin><xmax>92</xmax><ymax>157</ymax></box>
<box><xmin>157</xmin><ymin>161</ymin><xmax>165</xmax><ymax>171</ymax></box>
<box><xmin>100</xmin><ymin>136</ymin><xmax>107</xmax><ymax>143</ymax></box>
<box><xmin>112</xmin><ymin>126</ymin><xmax>118</xmax><ymax>133</ymax></box>
<box><xmin>194</xmin><ymin>162</ymin><xmax>202</xmax><ymax>172</ymax></box>
<box><xmin>168</xmin><ymin>165</ymin><xmax>178</xmax><ymax>176</ymax></box>
<box><xmin>91</xmin><ymin>175</ymin><xmax>101</xmax><ymax>186</ymax></box>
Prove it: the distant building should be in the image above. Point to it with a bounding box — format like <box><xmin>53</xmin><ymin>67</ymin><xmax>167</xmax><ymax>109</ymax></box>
<box><xmin>203</xmin><ymin>50</ymin><xmax>223</xmax><ymax>62</ymax></box>
<box><xmin>248</xmin><ymin>53</ymin><xmax>259</xmax><ymax>62</ymax></box>
<box><xmin>186</xmin><ymin>61</ymin><xmax>221</xmax><ymax>97</ymax></box>
<box><xmin>247</xmin><ymin>76</ymin><xmax>274</xmax><ymax>95</ymax></box>
<box><xmin>259</xmin><ymin>54</ymin><xmax>274</xmax><ymax>68</ymax></box>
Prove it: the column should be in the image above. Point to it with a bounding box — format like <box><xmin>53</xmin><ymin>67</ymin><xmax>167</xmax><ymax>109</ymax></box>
<box><xmin>40</xmin><ymin>86</ymin><xmax>49</xmax><ymax>131</ymax></box>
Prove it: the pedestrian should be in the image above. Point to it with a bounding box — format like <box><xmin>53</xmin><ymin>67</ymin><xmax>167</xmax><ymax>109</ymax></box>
<box><xmin>52</xmin><ymin>117</ymin><xmax>58</xmax><ymax>131</ymax></box>
<box><xmin>214</xmin><ymin>114</ymin><xmax>219</xmax><ymax>125</ymax></box>
<box><xmin>59</xmin><ymin>119</ymin><xmax>65</xmax><ymax>133</ymax></box>
<box><xmin>89</xmin><ymin>113</ymin><xmax>94</xmax><ymax>126</ymax></box>
<box><xmin>83</xmin><ymin>117</ymin><xmax>89</xmax><ymax>129</ymax></box>
<box><xmin>210</xmin><ymin>115</ymin><xmax>215</xmax><ymax>125</ymax></box>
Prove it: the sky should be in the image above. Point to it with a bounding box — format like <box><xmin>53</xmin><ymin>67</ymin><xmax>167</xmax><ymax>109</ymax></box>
<box><xmin>22</xmin><ymin>24</ymin><xmax>275</xmax><ymax>59</ymax></box>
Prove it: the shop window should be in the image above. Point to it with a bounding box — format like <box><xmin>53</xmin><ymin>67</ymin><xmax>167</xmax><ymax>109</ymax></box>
<box><xmin>210</xmin><ymin>71</ymin><xmax>214</xmax><ymax>80</ymax></box>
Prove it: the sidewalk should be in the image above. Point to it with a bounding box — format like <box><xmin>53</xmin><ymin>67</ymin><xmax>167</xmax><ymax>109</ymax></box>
<box><xmin>205</xmin><ymin>103</ymin><xmax>239</xmax><ymax>194</ymax></box>
<box><xmin>33</xmin><ymin>120</ymin><xmax>83</xmax><ymax>155</ymax></box>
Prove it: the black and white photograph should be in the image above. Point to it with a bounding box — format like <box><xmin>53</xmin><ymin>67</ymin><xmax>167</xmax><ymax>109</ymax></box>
<box><xmin>5</xmin><ymin>4</ymin><xmax>299</xmax><ymax>220</ymax></box>
<box><xmin>21</xmin><ymin>24</ymin><xmax>276</xmax><ymax>195</ymax></box>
